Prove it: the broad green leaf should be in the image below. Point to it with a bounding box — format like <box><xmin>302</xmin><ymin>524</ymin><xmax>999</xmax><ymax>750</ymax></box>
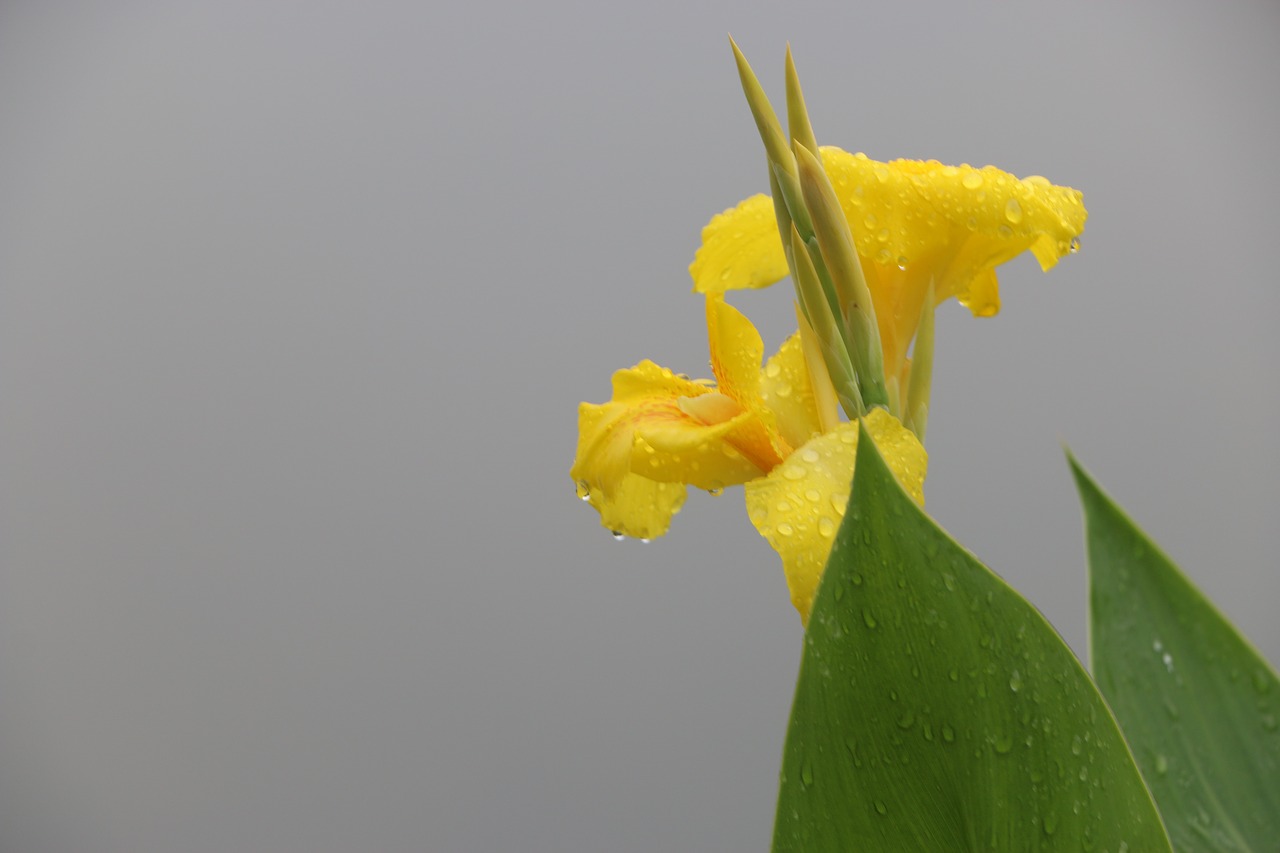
<box><xmin>773</xmin><ymin>423</ymin><xmax>1171</xmax><ymax>852</ymax></box>
<box><xmin>1071</xmin><ymin>456</ymin><xmax>1280</xmax><ymax>852</ymax></box>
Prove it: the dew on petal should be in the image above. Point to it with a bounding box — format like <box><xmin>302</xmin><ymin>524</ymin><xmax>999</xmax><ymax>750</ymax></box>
<box><xmin>1004</xmin><ymin>198</ymin><xmax>1024</xmax><ymax>225</ymax></box>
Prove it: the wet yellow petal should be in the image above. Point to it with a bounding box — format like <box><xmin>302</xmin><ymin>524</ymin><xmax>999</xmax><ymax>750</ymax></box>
<box><xmin>706</xmin><ymin>295</ymin><xmax>789</xmax><ymax>470</ymax></box>
<box><xmin>583</xmin><ymin>470</ymin><xmax>687</xmax><ymax>541</ymax></box>
<box><xmin>636</xmin><ymin>395</ymin><xmax>766</xmax><ymax>492</ymax></box>
<box><xmin>571</xmin><ymin>361</ymin><xmax>707</xmax><ymax>538</ymax></box>
<box><xmin>689</xmin><ymin>194</ymin><xmax>789</xmax><ymax>294</ymax></box>
<box><xmin>819</xmin><ymin>147</ymin><xmax>1085</xmax><ymax>314</ymax></box>
<box><xmin>571</xmin><ymin>360</ymin><xmax>773</xmax><ymax>536</ymax></box>
<box><xmin>760</xmin><ymin>332</ymin><xmax>822</xmax><ymax>452</ymax></box>
<box><xmin>743</xmin><ymin>409</ymin><xmax>926</xmax><ymax>623</ymax></box>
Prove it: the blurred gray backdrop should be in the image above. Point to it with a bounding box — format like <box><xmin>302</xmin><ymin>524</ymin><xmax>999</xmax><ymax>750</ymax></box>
<box><xmin>2</xmin><ymin>1</ymin><xmax>1277</xmax><ymax>851</ymax></box>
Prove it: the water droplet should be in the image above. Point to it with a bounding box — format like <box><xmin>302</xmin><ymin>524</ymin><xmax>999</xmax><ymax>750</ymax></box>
<box><xmin>776</xmin><ymin>500</ymin><xmax>792</xmax><ymax>512</ymax></box>
<box><xmin>775</xmin><ymin>381</ymin><xmax>793</xmax><ymax>398</ymax></box>
<box><xmin>800</xmin><ymin>448</ymin><xmax>820</xmax><ymax>464</ymax></box>
<box><xmin>1253</xmin><ymin>669</ymin><xmax>1273</xmax><ymax>694</ymax></box>
<box><xmin>1009</xmin><ymin>670</ymin><xmax>1023</xmax><ymax>693</ymax></box>
<box><xmin>804</xmin><ymin>489</ymin><xmax>821</xmax><ymax>502</ymax></box>
<box><xmin>765</xmin><ymin>362</ymin><xmax>782</xmax><ymax>378</ymax></box>
<box><xmin>1070</xmin><ymin>736</ymin><xmax>1083</xmax><ymax>756</ymax></box>
<box><xmin>961</xmin><ymin>171</ymin><xmax>983</xmax><ymax>190</ymax></box>
<box><xmin>576</xmin><ymin>480</ymin><xmax>592</xmax><ymax>500</ymax></box>
<box><xmin>783</xmin><ymin>464</ymin><xmax>806</xmax><ymax>481</ymax></box>
<box><xmin>897</xmin><ymin>711</ymin><xmax>916</xmax><ymax>730</ymax></box>
<box><xmin>851</xmin><ymin>572</ymin><xmax>863</xmax><ymax>586</ymax></box>
<box><xmin>1004</xmin><ymin>198</ymin><xmax>1024</xmax><ymax>224</ymax></box>
<box><xmin>941</xmin><ymin>724</ymin><xmax>955</xmax><ymax>743</ymax></box>
<box><xmin>800</xmin><ymin>760</ymin><xmax>814</xmax><ymax>787</ymax></box>
<box><xmin>708</xmin><ymin>487</ymin><xmax>723</xmax><ymax>497</ymax></box>
<box><xmin>997</xmin><ymin>224</ymin><xmax>1014</xmax><ymax>237</ymax></box>
<box><xmin>1042</xmin><ymin>812</ymin><xmax>1058</xmax><ymax>836</ymax></box>
<box><xmin>1069</xmin><ymin>237</ymin><xmax>1081</xmax><ymax>253</ymax></box>
<box><xmin>833</xmin><ymin>582</ymin><xmax>845</xmax><ymax>601</ymax></box>
<box><xmin>639</xmin><ymin>538</ymin><xmax>651</xmax><ymax>544</ymax></box>
<box><xmin>873</xmin><ymin>800</ymin><xmax>887</xmax><ymax>815</ymax></box>
<box><xmin>777</xmin><ymin>523</ymin><xmax>794</xmax><ymax>537</ymax></box>
<box><xmin>831</xmin><ymin>494</ymin><xmax>848</xmax><ymax>517</ymax></box>
<box><xmin>994</xmin><ymin>734</ymin><xmax>1013</xmax><ymax>754</ymax></box>
<box><xmin>1154</xmin><ymin>754</ymin><xmax>1168</xmax><ymax>776</ymax></box>
<box><xmin>719</xmin><ymin>267</ymin><xmax>733</xmax><ymax>281</ymax></box>
<box><xmin>862</xmin><ymin>608</ymin><xmax>877</xmax><ymax>628</ymax></box>
<box><xmin>610</xmin><ymin>531</ymin><xmax>626</xmax><ymax>541</ymax></box>
<box><xmin>818</xmin><ymin>517</ymin><xmax>836</xmax><ymax>538</ymax></box>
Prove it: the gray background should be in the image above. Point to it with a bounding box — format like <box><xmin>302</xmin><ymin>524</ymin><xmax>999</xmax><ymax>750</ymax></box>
<box><xmin>1</xmin><ymin>1</ymin><xmax>1277</xmax><ymax>851</ymax></box>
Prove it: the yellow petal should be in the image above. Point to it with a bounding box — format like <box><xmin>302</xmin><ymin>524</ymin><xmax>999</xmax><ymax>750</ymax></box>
<box><xmin>760</xmin><ymin>332</ymin><xmax>823</xmax><ymax>452</ymax></box>
<box><xmin>582</xmin><ymin>469</ymin><xmax>687</xmax><ymax>541</ymax></box>
<box><xmin>706</xmin><ymin>295</ymin><xmax>789</xmax><ymax>469</ymax></box>
<box><xmin>571</xmin><ymin>360</ymin><xmax>769</xmax><ymax>536</ymax></box>
<box><xmin>636</xmin><ymin>395</ymin><xmax>767</xmax><ymax>492</ymax></box>
<box><xmin>743</xmin><ymin>409</ymin><xmax>926</xmax><ymax>623</ymax></box>
<box><xmin>689</xmin><ymin>194</ymin><xmax>789</xmax><ymax>294</ymax></box>
<box><xmin>819</xmin><ymin>147</ymin><xmax>1085</xmax><ymax>313</ymax></box>
<box><xmin>571</xmin><ymin>361</ymin><xmax>705</xmax><ymax>538</ymax></box>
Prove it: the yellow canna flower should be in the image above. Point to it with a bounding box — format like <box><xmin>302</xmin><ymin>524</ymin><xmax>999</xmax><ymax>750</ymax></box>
<box><xmin>571</xmin><ymin>292</ymin><xmax>926</xmax><ymax>622</ymax></box>
<box><xmin>690</xmin><ymin>148</ymin><xmax>1086</xmax><ymax>395</ymax></box>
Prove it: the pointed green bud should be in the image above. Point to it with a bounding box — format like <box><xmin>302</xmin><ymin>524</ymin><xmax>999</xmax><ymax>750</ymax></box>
<box><xmin>729</xmin><ymin>37</ymin><xmax>794</xmax><ymax>180</ymax></box>
<box><xmin>784</xmin><ymin>45</ymin><xmax>819</xmax><ymax>158</ymax></box>
<box><xmin>793</xmin><ymin>142</ymin><xmax>888</xmax><ymax>410</ymax></box>
<box><xmin>790</xmin><ymin>225</ymin><xmax>862</xmax><ymax>417</ymax></box>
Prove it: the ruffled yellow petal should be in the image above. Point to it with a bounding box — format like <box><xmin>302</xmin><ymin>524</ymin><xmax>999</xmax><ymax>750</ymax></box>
<box><xmin>571</xmin><ymin>358</ymin><xmax>782</xmax><ymax>537</ymax></box>
<box><xmin>636</xmin><ymin>395</ymin><xmax>768</xmax><ymax>492</ymax></box>
<box><xmin>571</xmin><ymin>361</ymin><xmax>706</xmax><ymax>538</ymax></box>
<box><xmin>686</xmin><ymin>149</ymin><xmax>1084</xmax><ymax>381</ymax></box>
<box><xmin>689</xmin><ymin>194</ymin><xmax>790</xmax><ymax>294</ymax></box>
<box><xmin>819</xmin><ymin>147</ymin><xmax>1085</xmax><ymax>309</ymax></box>
<box><xmin>571</xmin><ymin>398</ymin><xmax>688</xmax><ymax>539</ymax></box>
<box><xmin>743</xmin><ymin>409</ymin><xmax>927</xmax><ymax>623</ymax></box>
<box><xmin>706</xmin><ymin>295</ymin><xmax>789</xmax><ymax>470</ymax></box>
<box><xmin>760</xmin><ymin>332</ymin><xmax>823</xmax><ymax>452</ymax></box>
<box><xmin>582</xmin><ymin>468</ymin><xmax>687</xmax><ymax>541</ymax></box>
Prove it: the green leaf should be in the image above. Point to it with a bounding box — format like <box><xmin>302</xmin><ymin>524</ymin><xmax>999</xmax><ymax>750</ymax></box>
<box><xmin>772</xmin><ymin>423</ymin><xmax>1172</xmax><ymax>852</ymax></box>
<box><xmin>1071</xmin><ymin>456</ymin><xmax>1280</xmax><ymax>852</ymax></box>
